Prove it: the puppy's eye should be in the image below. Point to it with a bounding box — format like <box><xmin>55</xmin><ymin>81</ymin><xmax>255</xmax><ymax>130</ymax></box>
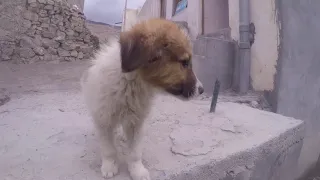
<box><xmin>181</xmin><ymin>60</ymin><xmax>189</xmax><ymax>68</ymax></box>
<box><xmin>163</xmin><ymin>43</ymin><xmax>169</xmax><ymax>48</ymax></box>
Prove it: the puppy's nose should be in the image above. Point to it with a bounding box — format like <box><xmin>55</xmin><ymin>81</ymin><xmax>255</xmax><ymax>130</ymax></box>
<box><xmin>198</xmin><ymin>86</ymin><xmax>204</xmax><ymax>94</ymax></box>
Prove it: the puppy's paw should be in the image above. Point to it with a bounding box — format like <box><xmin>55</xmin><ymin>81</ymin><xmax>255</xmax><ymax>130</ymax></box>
<box><xmin>128</xmin><ymin>161</ymin><xmax>150</xmax><ymax>180</ymax></box>
<box><xmin>101</xmin><ymin>159</ymin><xmax>119</xmax><ymax>178</ymax></box>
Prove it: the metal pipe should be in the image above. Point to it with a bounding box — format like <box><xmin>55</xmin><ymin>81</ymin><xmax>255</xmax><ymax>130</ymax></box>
<box><xmin>239</xmin><ymin>0</ymin><xmax>251</xmax><ymax>93</ymax></box>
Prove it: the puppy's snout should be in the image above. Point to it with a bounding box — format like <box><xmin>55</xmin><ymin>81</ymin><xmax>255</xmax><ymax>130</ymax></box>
<box><xmin>198</xmin><ymin>86</ymin><xmax>204</xmax><ymax>94</ymax></box>
<box><xmin>195</xmin><ymin>75</ymin><xmax>204</xmax><ymax>95</ymax></box>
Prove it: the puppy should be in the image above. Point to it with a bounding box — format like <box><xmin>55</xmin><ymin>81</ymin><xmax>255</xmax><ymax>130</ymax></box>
<box><xmin>81</xmin><ymin>18</ymin><xmax>204</xmax><ymax>180</ymax></box>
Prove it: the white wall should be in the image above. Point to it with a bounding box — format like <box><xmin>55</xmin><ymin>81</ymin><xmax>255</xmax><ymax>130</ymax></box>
<box><xmin>229</xmin><ymin>0</ymin><xmax>280</xmax><ymax>91</ymax></box>
<box><xmin>164</xmin><ymin>0</ymin><xmax>202</xmax><ymax>39</ymax></box>
<box><xmin>123</xmin><ymin>9</ymin><xmax>139</xmax><ymax>31</ymax></box>
<box><xmin>138</xmin><ymin>0</ymin><xmax>161</xmax><ymax>21</ymax></box>
<box><xmin>137</xmin><ymin>0</ymin><xmax>202</xmax><ymax>39</ymax></box>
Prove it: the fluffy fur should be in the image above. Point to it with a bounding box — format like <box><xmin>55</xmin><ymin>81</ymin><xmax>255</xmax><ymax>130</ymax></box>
<box><xmin>81</xmin><ymin>18</ymin><xmax>204</xmax><ymax>180</ymax></box>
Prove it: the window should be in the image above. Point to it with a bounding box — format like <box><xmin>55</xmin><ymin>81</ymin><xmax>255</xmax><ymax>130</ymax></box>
<box><xmin>172</xmin><ymin>0</ymin><xmax>188</xmax><ymax>16</ymax></box>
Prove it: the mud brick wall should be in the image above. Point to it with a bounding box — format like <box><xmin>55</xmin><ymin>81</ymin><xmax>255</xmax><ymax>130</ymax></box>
<box><xmin>0</xmin><ymin>0</ymin><xmax>99</xmax><ymax>63</ymax></box>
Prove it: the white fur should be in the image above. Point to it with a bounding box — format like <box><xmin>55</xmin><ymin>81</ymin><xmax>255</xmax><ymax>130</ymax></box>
<box><xmin>81</xmin><ymin>37</ymin><xmax>203</xmax><ymax>180</ymax></box>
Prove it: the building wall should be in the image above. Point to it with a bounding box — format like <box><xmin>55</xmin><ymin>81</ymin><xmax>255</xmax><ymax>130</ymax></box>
<box><xmin>123</xmin><ymin>9</ymin><xmax>139</xmax><ymax>31</ymax></box>
<box><xmin>229</xmin><ymin>0</ymin><xmax>280</xmax><ymax>91</ymax></box>
<box><xmin>137</xmin><ymin>0</ymin><xmax>202</xmax><ymax>39</ymax></box>
<box><xmin>275</xmin><ymin>0</ymin><xmax>320</xmax><ymax>178</ymax></box>
<box><xmin>203</xmin><ymin>0</ymin><xmax>229</xmax><ymax>34</ymax></box>
<box><xmin>138</xmin><ymin>0</ymin><xmax>161</xmax><ymax>21</ymax></box>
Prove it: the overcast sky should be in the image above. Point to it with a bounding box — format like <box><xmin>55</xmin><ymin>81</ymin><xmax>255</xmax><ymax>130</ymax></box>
<box><xmin>84</xmin><ymin>0</ymin><xmax>146</xmax><ymax>24</ymax></box>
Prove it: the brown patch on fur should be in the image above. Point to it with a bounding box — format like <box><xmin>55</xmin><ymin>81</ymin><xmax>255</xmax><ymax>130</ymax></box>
<box><xmin>119</xmin><ymin>18</ymin><xmax>197</xmax><ymax>98</ymax></box>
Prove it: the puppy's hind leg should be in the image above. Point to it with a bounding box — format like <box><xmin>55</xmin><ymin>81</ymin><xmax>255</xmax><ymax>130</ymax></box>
<box><xmin>96</xmin><ymin>126</ymin><xmax>119</xmax><ymax>178</ymax></box>
<box><xmin>123</xmin><ymin>121</ymin><xmax>150</xmax><ymax>180</ymax></box>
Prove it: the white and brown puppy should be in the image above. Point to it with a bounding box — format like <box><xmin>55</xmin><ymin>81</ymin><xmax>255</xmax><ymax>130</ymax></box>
<box><xmin>81</xmin><ymin>18</ymin><xmax>204</xmax><ymax>180</ymax></box>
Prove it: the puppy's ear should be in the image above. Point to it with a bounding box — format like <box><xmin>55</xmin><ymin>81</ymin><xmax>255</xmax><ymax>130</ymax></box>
<box><xmin>119</xmin><ymin>31</ymin><xmax>149</xmax><ymax>72</ymax></box>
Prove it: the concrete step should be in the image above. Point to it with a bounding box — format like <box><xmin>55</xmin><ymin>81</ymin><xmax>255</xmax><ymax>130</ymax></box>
<box><xmin>0</xmin><ymin>61</ymin><xmax>304</xmax><ymax>180</ymax></box>
<box><xmin>192</xmin><ymin>36</ymin><xmax>236</xmax><ymax>94</ymax></box>
<box><xmin>0</xmin><ymin>91</ymin><xmax>304</xmax><ymax>180</ymax></box>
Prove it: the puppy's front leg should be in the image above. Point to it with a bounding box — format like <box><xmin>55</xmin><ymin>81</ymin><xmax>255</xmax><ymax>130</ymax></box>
<box><xmin>97</xmin><ymin>127</ymin><xmax>119</xmax><ymax>179</ymax></box>
<box><xmin>123</xmin><ymin>121</ymin><xmax>150</xmax><ymax>180</ymax></box>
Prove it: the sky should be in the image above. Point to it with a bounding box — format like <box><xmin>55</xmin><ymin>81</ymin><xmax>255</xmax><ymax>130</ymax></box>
<box><xmin>84</xmin><ymin>0</ymin><xmax>146</xmax><ymax>24</ymax></box>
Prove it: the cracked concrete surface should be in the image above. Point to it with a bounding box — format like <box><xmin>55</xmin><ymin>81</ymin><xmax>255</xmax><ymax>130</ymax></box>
<box><xmin>0</xmin><ymin>62</ymin><xmax>305</xmax><ymax>180</ymax></box>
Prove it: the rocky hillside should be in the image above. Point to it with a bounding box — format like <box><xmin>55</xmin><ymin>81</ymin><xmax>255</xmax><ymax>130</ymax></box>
<box><xmin>86</xmin><ymin>20</ymin><xmax>121</xmax><ymax>44</ymax></box>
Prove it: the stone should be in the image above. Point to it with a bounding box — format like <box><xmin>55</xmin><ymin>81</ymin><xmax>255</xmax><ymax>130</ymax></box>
<box><xmin>41</xmin><ymin>38</ymin><xmax>60</xmax><ymax>49</ymax></box>
<box><xmin>61</xmin><ymin>42</ymin><xmax>75</xmax><ymax>51</ymax></box>
<box><xmin>33</xmin><ymin>35</ymin><xmax>43</xmax><ymax>45</ymax></box>
<box><xmin>41</xmin><ymin>23</ymin><xmax>50</xmax><ymax>28</ymax></box>
<box><xmin>2</xmin><ymin>47</ymin><xmax>14</xmax><ymax>57</ymax></box>
<box><xmin>54</xmin><ymin>36</ymin><xmax>64</xmax><ymax>42</ymax></box>
<box><xmin>51</xmin><ymin>18</ymin><xmax>62</xmax><ymax>25</ymax></box>
<box><xmin>18</xmin><ymin>48</ymin><xmax>36</xmax><ymax>58</ymax></box>
<box><xmin>64</xmin><ymin>57</ymin><xmax>76</xmax><ymax>62</ymax></box>
<box><xmin>79</xmin><ymin>45</ymin><xmax>93</xmax><ymax>54</ymax></box>
<box><xmin>39</xmin><ymin>17</ymin><xmax>50</xmax><ymax>23</ymax></box>
<box><xmin>70</xmin><ymin>50</ymin><xmax>78</xmax><ymax>57</ymax></box>
<box><xmin>58</xmin><ymin>23</ymin><xmax>65</xmax><ymax>28</ymax></box>
<box><xmin>0</xmin><ymin>94</ymin><xmax>10</xmax><ymax>106</ymax></box>
<box><xmin>47</xmin><ymin>0</ymin><xmax>54</xmax><ymax>5</ymax></box>
<box><xmin>54</xmin><ymin>30</ymin><xmax>66</xmax><ymax>42</ymax></box>
<box><xmin>57</xmin><ymin>30</ymin><xmax>66</xmax><ymax>38</ymax></box>
<box><xmin>35</xmin><ymin>30</ymin><xmax>42</xmax><ymax>35</ymax></box>
<box><xmin>23</xmin><ymin>11</ymin><xmax>39</xmax><ymax>21</ymax></box>
<box><xmin>47</xmin><ymin>10</ymin><xmax>54</xmax><ymax>15</ymax></box>
<box><xmin>20</xmin><ymin>36</ymin><xmax>36</xmax><ymax>48</ymax></box>
<box><xmin>37</xmin><ymin>0</ymin><xmax>47</xmax><ymax>3</ymax></box>
<box><xmin>25</xmin><ymin>29</ymin><xmax>36</xmax><ymax>37</ymax></box>
<box><xmin>23</xmin><ymin>20</ymin><xmax>32</xmax><ymax>29</ymax></box>
<box><xmin>1</xmin><ymin>55</ymin><xmax>11</xmax><ymax>61</ymax></box>
<box><xmin>84</xmin><ymin>35</ymin><xmax>91</xmax><ymax>43</ymax></box>
<box><xmin>27</xmin><ymin>4</ymin><xmax>38</xmax><ymax>13</ymax></box>
<box><xmin>53</xmin><ymin>6</ymin><xmax>60</xmax><ymax>13</ymax></box>
<box><xmin>48</xmin><ymin>47</ymin><xmax>58</xmax><ymax>55</ymax></box>
<box><xmin>27</xmin><ymin>56</ymin><xmax>40</xmax><ymax>64</ymax></box>
<box><xmin>43</xmin><ymin>54</ymin><xmax>52</xmax><ymax>61</ymax></box>
<box><xmin>44</xmin><ymin>5</ymin><xmax>54</xmax><ymax>10</ymax></box>
<box><xmin>42</xmin><ymin>30</ymin><xmax>56</xmax><ymax>39</ymax></box>
<box><xmin>33</xmin><ymin>47</ymin><xmax>45</xmax><ymax>56</ymax></box>
<box><xmin>65</xmin><ymin>29</ymin><xmax>74</xmax><ymax>36</ymax></box>
<box><xmin>250</xmin><ymin>101</ymin><xmax>259</xmax><ymax>108</ymax></box>
<box><xmin>39</xmin><ymin>10</ymin><xmax>48</xmax><ymax>17</ymax></box>
<box><xmin>43</xmin><ymin>54</ymin><xmax>62</xmax><ymax>62</ymax></box>
<box><xmin>28</xmin><ymin>0</ymin><xmax>37</xmax><ymax>3</ymax></box>
<box><xmin>77</xmin><ymin>52</ymin><xmax>84</xmax><ymax>59</ymax></box>
<box><xmin>58</xmin><ymin>49</ymin><xmax>70</xmax><ymax>57</ymax></box>
<box><xmin>36</xmin><ymin>27</ymin><xmax>43</xmax><ymax>31</ymax></box>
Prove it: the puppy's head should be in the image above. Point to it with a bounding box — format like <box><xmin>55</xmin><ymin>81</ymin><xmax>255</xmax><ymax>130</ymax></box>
<box><xmin>120</xmin><ymin>18</ymin><xmax>204</xmax><ymax>98</ymax></box>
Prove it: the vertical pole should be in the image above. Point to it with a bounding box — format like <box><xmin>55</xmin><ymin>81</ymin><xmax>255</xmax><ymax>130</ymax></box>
<box><xmin>121</xmin><ymin>0</ymin><xmax>128</xmax><ymax>32</ymax></box>
<box><xmin>239</xmin><ymin>0</ymin><xmax>251</xmax><ymax>93</ymax></box>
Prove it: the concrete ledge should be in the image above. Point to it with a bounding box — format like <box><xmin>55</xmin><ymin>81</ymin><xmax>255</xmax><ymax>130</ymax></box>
<box><xmin>0</xmin><ymin>90</ymin><xmax>304</xmax><ymax>180</ymax></box>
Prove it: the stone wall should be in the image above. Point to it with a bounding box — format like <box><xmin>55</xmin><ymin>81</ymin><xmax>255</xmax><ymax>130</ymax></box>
<box><xmin>0</xmin><ymin>0</ymin><xmax>98</xmax><ymax>64</ymax></box>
